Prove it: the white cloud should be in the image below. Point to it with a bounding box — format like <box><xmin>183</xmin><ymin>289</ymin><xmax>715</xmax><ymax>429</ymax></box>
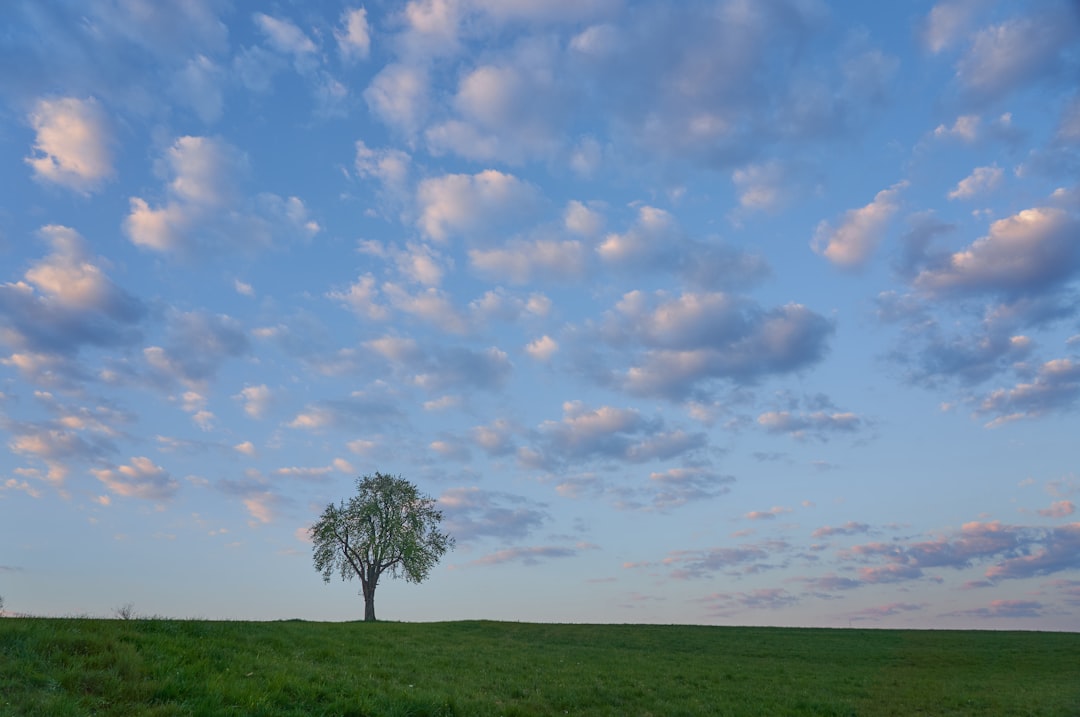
<box><xmin>979</xmin><ymin>358</ymin><xmax>1080</xmax><ymax>426</ymax></box>
<box><xmin>469</xmin><ymin>238</ymin><xmax>586</xmax><ymax>284</ymax></box>
<box><xmin>355</xmin><ymin>141</ymin><xmax>410</xmax><ymax>192</ymax></box>
<box><xmin>364</xmin><ymin>64</ymin><xmax>430</xmax><ymax>135</ymax></box>
<box><xmin>171</xmin><ymin>55</ymin><xmax>225</xmax><ymax>123</ymax></box>
<box><xmin>329</xmin><ymin>274</ymin><xmax>390</xmax><ymax>321</ymax></box>
<box><xmin>435</xmin><ymin>59</ymin><xmax>565</xmax><ymax>162</ymax></box>
<box><xmin>956</xmin><ymin>12</ymin><xmax>1079</xmax><ymax>102</ymax></box>
<box><xmin>525</xmin><ymin>335</ymin><xmax>558</xmax><ymax>362</ymax></box>
<box><xmin>471</xmin><ymin>418</ymin><xmax>517</xmax><ymax>456</ymax></box>
<box><xmin>401</xmin><ymin>0</ymin><xmax>462</xmax><ymax>57</ymax></box>
<box><xmin>24</xmin><ymin>226</ymin><xmax>127</xmax><ymax>310</ymax></box>
<box><xmin>382</xmin><ymin>283</ymin><xmax>470</xmax><ymax>334</ymax></box>
<box><xmin>93</xmin><ymin>457</ymin><xmax>179</xmax><ymax>502</ymax></box>
<box><xmin>597</xmin><ymin>206</ymin><xmax>677</xmax><ymax>266</ymax></box>
<box><xmin>757</xmin><ymin>411</ymin><xmax>863</xmax><ymax>440</ymax></box>
<box><xmin>921</xmin><ymin>0</ymin><xmax>978</xmax><ymax>54</ymax></box>
<box><xmin>336</xmin><ymin>8</ymin><xmax>371</xmax><ymax>61</ymax></box>
<box><xmin>564</xmin><ymin>200</ymin><xmax>604</xmax><ymax>237</ymax></box>
<box><xmin>416</xmin><ymin>169</ymin><xmax>542</xmax><ymax>242</ymax></box>
<box><xmin>143</xmin><ymin>311</ymin><xmax>249</xmax><ymax>390</ymax></box>
<box><xmin>472</xmin><ymin>0</ymin><xmax>619</xmax><ymax>23</ymax></box>
<box><xmin>254</xmin><ymin>13</ymin><xmax>318</xmax><ymax>71</ymax></box>
<box><xmin>812</xmin><ymin>181</ymin><xmax>907</xmax><ymax>269</ymax></box>
<box><xmin>914</xmin><ymin>207</ymin><xmax>1080</xmax><ymax>295</ymax></box>
<box><xmin>948</xmin><ymin>165</ymin><xmax>1003</xmax><ymax>200</ymax></box>
<box><xmin>235</xmin><ymin>384</ymin><xmax>273</xmax><ymax>419</ymax></box>
<box><xmin>732</xmin><ymin>161</ymin><xmax>789</xmax><ymax>211</ymax></box>
<box><xmin>395</xmin><ymin>243</ymin><xmax>446</xmax><ymax>286</ymax></box>
<box><xmin>124</xmin><ymin>136</ymin><xmax>318</xmax><ymax>256</ymax></box>
<box><xmin>605</xmin><ymin>293</ymin><xmax>834</xmax><ymax>399</ymax></box>
<box><xmin>933</xmin><ymin>115</ymin><xmax>980</xmax><ymax>142</ymax></box>
<box><xmin>25</xmin><ymin>97</ymin><xmax>113</xmax><ymax>194</ymax></box>
<box><xmin>0</xmin><ymin>227</ymin><xmax>144</xmax><ymax>388</ymax></box>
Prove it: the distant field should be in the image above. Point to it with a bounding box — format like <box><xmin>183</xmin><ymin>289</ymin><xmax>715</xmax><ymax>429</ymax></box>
<box><xmin>1</xmin><ymin>618</ymin><xmax>1078</xmax><ymax>716</ymax></box>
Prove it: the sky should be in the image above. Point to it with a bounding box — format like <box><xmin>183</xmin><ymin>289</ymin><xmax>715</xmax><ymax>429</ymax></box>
<box><xmin>1</xmin><ymin>0</ymin><xmax>1079</xmax><ymax>630</ymax></box>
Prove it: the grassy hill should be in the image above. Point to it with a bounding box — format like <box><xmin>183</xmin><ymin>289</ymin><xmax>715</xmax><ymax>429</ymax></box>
<box><xmin>1</xmin><ymin>618</ymin><xmax>1078</xmax><ymax>716</ymax></box>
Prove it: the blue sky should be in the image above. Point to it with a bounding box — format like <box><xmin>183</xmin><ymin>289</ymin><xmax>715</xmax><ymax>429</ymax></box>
<box><xmin>1</xmin><ymin>0</ymin><xmax>1079</xmax><ymax>629</ymax></box>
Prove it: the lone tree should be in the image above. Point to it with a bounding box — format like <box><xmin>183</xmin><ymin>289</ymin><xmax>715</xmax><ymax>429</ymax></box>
<box><xmin>310</xmin><ymin>472</ymin><xmax>453</xmax><ymax>621</ymax></box>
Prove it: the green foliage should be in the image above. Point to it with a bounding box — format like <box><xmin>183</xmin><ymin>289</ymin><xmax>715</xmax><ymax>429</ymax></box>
<box><xmin>310</xmin><ymin>472</ymin><xmax>453</xmax><ymax>621</ymax></box>
<box><xmin>1</xmin><ymin>619</ymin><xmax>1078</xmax><ymax>716</ymax></box>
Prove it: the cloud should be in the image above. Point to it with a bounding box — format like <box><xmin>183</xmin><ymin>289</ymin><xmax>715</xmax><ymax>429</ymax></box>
<box><xmin>698</xmin><ymin>588</ymin><xmax>799</xmax><ymax>615</ymax></box>
<box><xmin>273</xmin><ymin>463</ymin><xmax>341</xmax><ymax>482</ymax></box>
<box><xmin>597</xmin><ymin>206</ymin><xmax>769</xmax><ymax>289</ymax></box>
<box><xmin>812</xmin><ymin>181</ymin><xmax>907</xmax><ymax>269</ymax></box>
<box><xmin>947</xmin><ymin>165</ymin><xmax>1003</xmax><ymax>200</ymax></box>
<box><xmin>254</xmin><ymin>13</ymin><xmax>318</xmax><ymax>70</ymax></box>
<box><xmin>25</xmin><ymin>96</ymin><xmax>114</xmax><ymax>194</ymax></box>
<box><xmin>439</xmin><ymin>487</ymin><xmax>548</xmax><ymax>543</ymax></box>
<box><xmin>386</xmin><ymin>284</ymin><xmax>473</xmax><ymax>333</ymax></box>
<box><xmin>354</xmin><ymin>141</ymin><xmax>411</xmax><ymax>194</ymax></box>
<box><xmin>745</xmin><ymin>506</ymin><xmax>792</xmax><ymax>521</ymax></box>
<box><xmin>144</xmin><ymin>311</ymin><xmax>248</xmax><ymax>389</ymax></box>
<box><xmin>426</xmin><ymin>51</ymin><xmax>569</xmax><ymax>163</ymax></box>
<box><xmin>217</xmin><ymin>477</ymin><xmax>288</xmax><ymax>525</ymax></box>
<box><xmin>947</xmin><ymin>599</ymin><xmax>1045</xmax><ymax>619</ymax></box>
<box><xmin>955</xmin><ymin>9</ymin><xmax>1080</xmax><ymax>103</ymax></box>
<box><xmin>470</xmin><ymin>418</ymin><xmax>518</xmax><ymax>456</ymax></box>
<box><xmin>1038</xmin><ymin>500</ymin><xmax>1076</xmax><ymax>519</ymax></box>
<box><xmin>646</xmin><ymin>540</ymin><xmax>792</xmax><ymax>580</ymax></box>
<box><xmin>368</xmin><ymin>338</ymin><xmax>513</xmax><ymax>393</ymax></box>
<box><xmin>124</xmin><ymin>136</ymin><xmax>319</xmax><ymax>257</ymax></box>
<box><xmin>914</xmin><ymin>207</ymin><xmax>1080</xmax><ymax>297</ymax></box>
<box><xmin>849</xmin><ymin>602</ymin><xmax>926</xmax><ymax>622</ymax></box>
<box><xmin>598</xmin><ymin>291</ymin><xmax>833</xmax><ymax>400</ymax></box>
<box><xmin>462</xmin><ymin>543</ymin><xmax>595</xmax><ymax>567</ymax></box>
<box><xmin>235</xmin><ymin>384</ymin><xmax>273</xmax><ymax>419</ymax></box>
<box><xmin>525</xmin><ymin>335</ymin><xmax>559</xmax><ymax>362</ymax></box>
<box><xmin>416</xmin><ymin>169</ymin><xmax>543</xmax><ymax>242</ymax></box>
<box><xmin>364</xmin><ymin>64</ymin><xmax>430</xmax><ymax>135</ymax></box>
<box><xmin>170</xmin><ymin>54</ymin><xmax>225</xmax><ymax>124</ymax></box>
<box><xmin>92</xmin><ymin>457</ymin><xmax>179</xmax><ymax>502</ymax></box>
<box><xmin>8</xmin><ymin>418</ymin><xmax>116</xmax><ymax>486</ymax></box>
<box><xmin>977</xmin><ymin>359</ymin><xmax>1080</xmax><ymax>426</ymax></box>
<box><xmin>470</xmin><ymin>238</ymin><xmax>587</xmax><ymax>284</ymax></box>
<box><xmin>0</xmin><ymin>226</ymin><xmax>145</xmax><ymax>386</ymax></box>
<box><xmin>811</xmin><ymin>522</ymin><xmax>871</xmax><ymax>539</ymax></box>
<box><xmin>932</xmin><ymin>114</ymin><xmax>980</xmax><ymax>142</ymax></box>
<box><xmin>0</xmin><ymin>0</ymin><xmax>228</xmax><ymax>112</ymax></box>
<box><xmin>646</xmin><ymin>467</ymin><xmax>734</xmax><ymax>510</ymax></box>
<box><xmin>920</xmin><ymin>0</ymin><xmax>979</xmax><ymax>54</ymax></box>
<box><xmin>731</xmin><ymin>160</ymin><xmax>792</xmax><ymax>211</ymax></box>
<box><xmin>757</xmin><ymin>411</ymin><xmax>863</xmax><ymax>440</ymax></box>
<box><xmin>338</xmin><ymin>279</ymin><xmax>548</xmax><ymax>336</ymax></box>
<box><xmin>336</xmin><ymin>8</ymin><xmax>371</xmax><ymax>62</ymax></box>
<box><xmin>287</xmin><ymin>389</ymin><xmax>405</xmax><ymax>432</ymax></box>
<box><xmin>839</xmin><ymin>521</ymin><xmax>1080</xmax><ymax>587</ymax></box>
<box><xmin>522</xmin><ymin>401</ymin><xmax>705</xmax><ymax>472</ymax></box>
<box><xmin>471</xmin><ymin>0</ymin><xmax>619</xmax><ymax>24</ymax></box>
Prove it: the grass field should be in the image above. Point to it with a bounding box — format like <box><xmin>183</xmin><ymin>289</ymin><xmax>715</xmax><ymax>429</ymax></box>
<box><xmin>1</xmin><ymin>618</ymin><xmax>1077</xmax><ymax>716</ymax></box>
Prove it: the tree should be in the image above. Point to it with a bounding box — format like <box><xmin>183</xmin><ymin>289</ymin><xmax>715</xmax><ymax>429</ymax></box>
<box><xmin>310</xmin><ymin>472</ymin><xmax>454</xmax><ymax>621</ymax></box>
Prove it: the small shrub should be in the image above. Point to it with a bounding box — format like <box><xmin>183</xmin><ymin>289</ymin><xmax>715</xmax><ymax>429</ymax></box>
<box><xmin>114</xmin><ymin>603</ymin><xmax>136</xmax><ymax>620</ymax></box>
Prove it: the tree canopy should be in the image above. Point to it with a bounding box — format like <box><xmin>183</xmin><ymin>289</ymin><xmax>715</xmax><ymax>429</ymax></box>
<box><xmin>310</xmin><ymin>472</ymin><xmax>453</xmax><ymax>621</ymax></box>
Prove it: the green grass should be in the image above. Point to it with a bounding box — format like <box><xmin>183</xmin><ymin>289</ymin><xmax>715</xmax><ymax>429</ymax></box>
<box><xmin>1</xmin><ymin>619</ymin><xmax>1077</xmax><ymax>716</ymax></box>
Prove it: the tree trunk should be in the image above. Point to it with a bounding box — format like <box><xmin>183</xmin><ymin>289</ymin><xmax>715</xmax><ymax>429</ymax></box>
<box><xmin>364</xmin><ymin>588</ymin><xmax>375</xmax><ymax>622</ymax></box>
<box><xmin>363</xmin><ymin>567</ymin><xmax>379</xmax><ymax>621</ymax></box>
